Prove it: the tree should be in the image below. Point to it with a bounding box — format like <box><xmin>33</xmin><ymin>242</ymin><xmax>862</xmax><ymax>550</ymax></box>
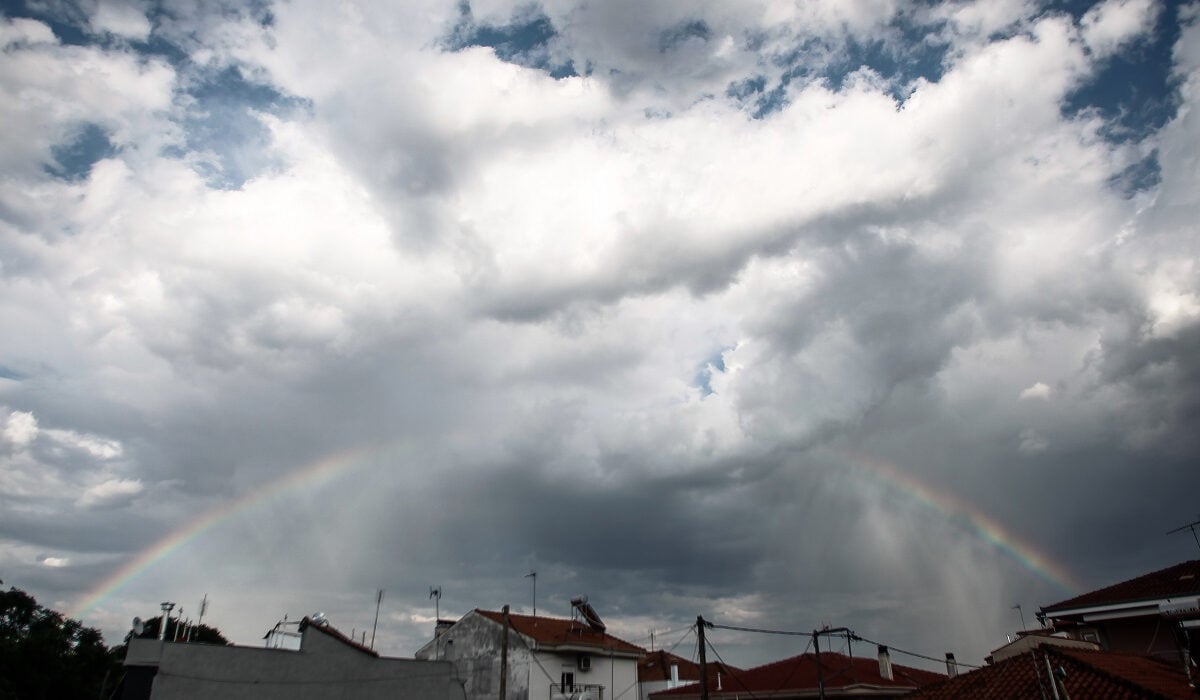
<box><xmin>131</xmin><ymin>614</ymin><xmax>230</xmax><ymax>646</ymax></box>
<box><xmin>0</xmin><ymin>582</ymin><xmax>124</xmax><ymax>700</ymax></box>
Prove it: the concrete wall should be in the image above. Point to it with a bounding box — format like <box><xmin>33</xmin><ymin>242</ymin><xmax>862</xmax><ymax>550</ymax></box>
<box><xmin>414</xmin><ymin>612</ymin><xmax>641</xmax><ymax>700</ymax></box>
<box><xmin>124</xmin><ymin>633</ymin><xmax>465</xmax><ymax>700</ymax></box>
<box><xmin>416</xmin><ymin>611</ymin><xmax>532</xmax><ymax>700</ymax></box>
<box><xmin>528</xmin><ymin>648</ymin><xmax>640</xmax><ymax>700</ymax></box>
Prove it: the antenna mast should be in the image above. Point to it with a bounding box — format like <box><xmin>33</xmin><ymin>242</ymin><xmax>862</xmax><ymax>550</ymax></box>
<box><xmin>1167</xmin><ymin>517</ymin><xmax>1200</xmax><ymax>553</ymax></box>
<box><xmin>370</xmin><ymin>589</ymin><xmax>384</xmax><ymax>650</ymax></box>
<box><xmin>525</xmin><ymin>571</ymin><xmax>537</xmax><ymax>618</ymax></box>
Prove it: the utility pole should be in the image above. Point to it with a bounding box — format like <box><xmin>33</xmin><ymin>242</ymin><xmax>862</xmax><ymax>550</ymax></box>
<box><xmin>813</xmin><ymin>630</ymin><xmax>825</xmax><ymax>700</ymax></box>
<box><xmin>500</xmin><ymin>605</ymin><xmax>510</xmax><ymax>700</ymax></box>
<box><xmin>697</xmin><ymin>616</ymin><xmax>710</xmax><ymax>700</ymax></box>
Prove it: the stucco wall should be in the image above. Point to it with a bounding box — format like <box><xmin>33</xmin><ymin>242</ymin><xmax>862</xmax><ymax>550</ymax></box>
<box><xmin>416</xmin><ymin>611</ymin><xmax>533</xmax><ymax>700</ymax></box>
<box><xmin>125</xmin><ymin>633</ymin><xmax>464</xmax><ymax>700</ymax></box>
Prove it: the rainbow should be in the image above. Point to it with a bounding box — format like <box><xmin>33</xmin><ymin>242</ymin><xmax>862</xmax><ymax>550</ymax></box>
<box><xmin>70</xmin><ymin>444</ymin><xmax>379</xmax><ymax>619</ymax></box>
<box><xmin>837</xmin><ymin>448</ymin><xmax>1080</xmax><ymax>594</ymax></box>
<box><xmin>72</xmin><ymin>442</ymin><xmax>1079</xmax><ymax>620</ymax></box>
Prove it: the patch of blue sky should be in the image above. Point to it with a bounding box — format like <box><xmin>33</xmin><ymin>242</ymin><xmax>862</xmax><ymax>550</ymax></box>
<box><xmin>658</xmin><ymin>19</ymin><xmax>711</xmax><ymax>53</ymax></box>
<box><xmin>1061</xmin><ymin>1</ymin><xmax>1182</xmax><ymax>145</ymax></box>
<box><xmin>180</xmin><ymin>66</ymin><xmax>311</xmax><ymax>189</ymax></box>
<box><xmin>693</xmin><ymin>348</ymin><xmax>731</xmax><ymax>397</ymax></box>
<box><xmin>731</xmin><ymin>19</ymin><xmax>950</xmax><ymax>119</ymax></box>
<box><xmin>1108</xmin><ymin>149</ymin><xmax>1162</xmax><ymax>197</ymax></box>
<box><xmin>0</xmin><ymin>364</ymin><xmax>24</xmax><ymax>380</ymax></box>
<box><xmin>444</xmin><ymin>2</ymin><xmax>577</xmax><ymax>79</ymax></box>
<box><xmin>44</xmin><ymin>123</ymin><xmax>115</xmax><ymax>181</ymax></box>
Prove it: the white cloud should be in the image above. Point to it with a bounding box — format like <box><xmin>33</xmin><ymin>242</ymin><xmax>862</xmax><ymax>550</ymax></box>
<box><xmin>76</xmin><ymin>478</ymin><xmax>144</xmax><ymax>508</ymax></box>
<box><xmin>43</xmin><ymin>556</ymin><xmax>70</xmax><ymax>568</ymax></box>
<box><xmin>91</xmin><ymin>2</ymin><xmax>152</xmax><ymax>41</ymax></box>
<box><xmin>1081</xmin><ymin>0</ymin><xmax>1160</xmax><ymax>59</ymax></box>
<box><xmin>3</xmin><ymin>410</ymin><xmax>38</xmax><ymax>447</ymax></box>
<box><xmin>1019</xmin><ymin>382</ymin><xmax>1052</xmax><ymax>400</ymax></box>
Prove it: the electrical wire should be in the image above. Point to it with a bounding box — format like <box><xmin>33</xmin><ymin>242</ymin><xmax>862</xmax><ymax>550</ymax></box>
<box><xmin>708</xmin><ymin>619</ymin><xmax>983</xmax><ymax>671</ymax></box>
<box><xmin>708</xmin><ymin>622</ymin><xmax>810</xmax><ymax>636</ymax></box>
<box><xmin>850</xmin><ymin>633</ymin><xmax>982</xmax><ymax>670</ymax></box>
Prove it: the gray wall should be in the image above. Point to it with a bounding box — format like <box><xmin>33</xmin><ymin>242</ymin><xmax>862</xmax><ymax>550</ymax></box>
<box><xmin>416</xmin><ymin>612</ymin><xmax>532</xmax><ymax>700</ymax></box>
<box><xmin>126</xmin><ymin>629</ymin><xmax>466</xmax><ymax>700</ymax></box>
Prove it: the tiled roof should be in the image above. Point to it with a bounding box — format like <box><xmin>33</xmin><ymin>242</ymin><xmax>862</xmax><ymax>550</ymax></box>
<box><xmin>1043</xmin><ymin>560</ymin><xmax>1200</xmax><ymax>613</ymax></box>
<box><xmin>651</xmin><ymin>651</ymin><xmax>943</xmax><ymax>698</ymax></box>
<box><xmin>638</xmin><ymin>649</ymin><xmax>742</xmax><ymax>683</ymax></box>
<box><xmin>909</xmin><ymin>645</ymin><xmax>1197</xmax><ymax>699</ymax></box>
<box><xmin>475</xmin><ymin>609</ymin><xmax>645</xmax><ymax>656</ymax></box>
<box><xmin>298</xmin><ymin>616</ymin><xmax>379</xmax><ymax>657</ymax></box>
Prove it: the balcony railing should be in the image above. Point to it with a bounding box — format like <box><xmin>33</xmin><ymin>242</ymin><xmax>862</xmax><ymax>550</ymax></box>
<box><xmin>550</xmin><ymin>683</ymin><xmax>605</xmax><ymax>700</ymax></box>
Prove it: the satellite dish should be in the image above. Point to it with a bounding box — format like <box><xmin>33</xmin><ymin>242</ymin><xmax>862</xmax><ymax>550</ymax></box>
<box><xmin>132</xmin><ymin>617</ymin><xmax>145</xmax><ymax>635</ymax></box>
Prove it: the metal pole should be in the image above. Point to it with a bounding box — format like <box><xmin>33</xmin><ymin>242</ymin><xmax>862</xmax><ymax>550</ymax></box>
<box><xmin>370</xmin><ymin>589</ymin><xmax>383</xmax><ymax>650</ymax></box>
<box><xmin>814</xmin><ymin>631</ymin><xmax>825</xmax><ymax>700</ymax></box>
<box><xmin>500</xmin><ymin>605</ymin><xmax>510</xmax><ymax>700</ymax></box>
<box><xmin>697</xmin><ymin>617</ymin><xmax>710</xmax><ymax>700</ymax></box>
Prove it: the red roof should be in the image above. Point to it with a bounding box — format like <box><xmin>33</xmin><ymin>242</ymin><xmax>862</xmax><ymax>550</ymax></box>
<box><xmin>651</xmin><ymin>652</ymin><xmax>943</xmax><ymax>698</ymax></box>
<box><xmin>910</xmin><ymin>645</ymin><xmax>1197</xmax><ymax>699</ymax></box>
<box><xmin>1042</xmin><ymin>560</ymin><xmax>1200</xmax><ymax>614</ymax></box>
<box><xmin>639</xmin><ymin>649</ymin><xmax>742</xmax><ymax>683</ymax></box>
<box><xmin>298</xmin><ymin>617</ymin><xmax>379</xmax><ymax>657</ymax></box>
<box><xmin>475</xmin><ymin>609</ymin><xmax>645</xmax><ymax>656</ymax></box>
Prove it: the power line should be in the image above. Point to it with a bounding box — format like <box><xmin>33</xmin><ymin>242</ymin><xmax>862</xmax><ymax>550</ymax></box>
<box><xmin>850</xmin><ymin>634</ymin><xmax>981</xmax><ymax>670</ymax></box>
<box><xmin>708</xmin><ymin>622</ymin><xmax>811</xmax><ymax>636</ymax></box>
<box><xmin>706</xmin><ymin>619</ymin><xmax>982</xmax><ymax>671</ymax></box>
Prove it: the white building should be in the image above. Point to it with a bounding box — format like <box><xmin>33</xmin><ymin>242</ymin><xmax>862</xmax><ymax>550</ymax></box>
<box><xmin>416</xmin><ymin>603</ymin><xmax>645</xmax><ymax>700</ymax></box>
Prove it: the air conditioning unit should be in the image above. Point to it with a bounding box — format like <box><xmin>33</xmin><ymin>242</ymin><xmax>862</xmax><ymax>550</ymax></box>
<box><xmin>578</xmin><ymin>654</ymin><xmax>592</xmax><ymax>672</ymax></box>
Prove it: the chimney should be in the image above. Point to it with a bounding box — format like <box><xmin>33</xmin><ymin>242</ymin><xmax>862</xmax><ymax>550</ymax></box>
<box><xmin>669</xmin><ymin>663</ymin><xmax>679</xmax><ymax>687</ymax></box>
<box><xmin>945</xmin><ymin>652</ymin><xmax>959</xmax><ymax>678</ymax></box>
<box><xmin>877</xmin><ymin>645</ymin><xmax>894</xmax><ymax>681</ymax></box>
<box><xmin>435</xmin><ymin>619</ymin><xmax>455</xmax><ymax>638</ymax></box>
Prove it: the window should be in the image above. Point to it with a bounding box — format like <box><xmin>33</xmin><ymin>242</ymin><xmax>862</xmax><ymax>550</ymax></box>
<box><xmin>561</xmin><ymin>672</ymin><xmax>575</xmax><ymax>692</ymax></box>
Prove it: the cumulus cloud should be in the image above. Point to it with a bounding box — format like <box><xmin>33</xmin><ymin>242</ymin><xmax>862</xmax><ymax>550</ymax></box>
<box><xmin>0</xmin><ymin>0</ymin><xmax>1196</xmax><ymax>671</ymax></box>
<box><xmin>3</xmin><ymin>410</ymin><xmax>38</xmax><ymax>448</ymax></box>
<box><xmin>76</xmin><ymin>478</ymin><xmax>144</xmax><ymax>509</ymax></box>
<box><xmin>1019</xmin><ymin>382</ymin><xmax>1052</xmax><ymax>400</ymax></box>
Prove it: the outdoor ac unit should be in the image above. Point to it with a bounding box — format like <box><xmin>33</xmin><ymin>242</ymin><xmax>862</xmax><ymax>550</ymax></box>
<box><xmin>578</xmin><ymin>654</ymin><xmax>592</xmax><ymax>672</ymax></box>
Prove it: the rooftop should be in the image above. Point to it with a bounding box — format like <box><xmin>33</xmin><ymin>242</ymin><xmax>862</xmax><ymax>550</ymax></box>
<box><xmin>474</xmin><ymin>609</ymin><xmax>646</xmax><ymax>656</ymax></box>
<box><xmin>910</xmin><ymin>644</ymin><xmax>1197</xmax><ymax>699</ymax></box>
<box><xmin>651</xmin><ymin>651</ymin><xmax>944</xmax><ymax>697</ymax></box>
<box><xmin>1042</xmin><ymin>560</ymin><xmax>1200</xmax><ymax>614</ymax></box>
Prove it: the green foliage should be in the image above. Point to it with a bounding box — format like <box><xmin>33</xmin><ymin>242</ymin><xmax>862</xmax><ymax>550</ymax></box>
<box><xmin>0</xmin><ymin>582</ymin><xmax>123</xmax><ymax>700</ymax></box>
<box><xmin>133</xmin><ymin>615</ymin><xmax>230</xmax><ymax>646</ymax></box>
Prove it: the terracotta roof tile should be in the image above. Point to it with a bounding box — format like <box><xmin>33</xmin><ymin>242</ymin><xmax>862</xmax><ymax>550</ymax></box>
<box><xmin>475</xmin><ymin>609</ymin><xmax>645</xmax><ymax>656</ymax></box>
<box><xmin>651</xmin><ymin>651</ymin><xmax>943</xmax><ymax>698</ymax></box>
<box><xmin>298</xmin><ymin>617</ymin><xmax>379</xmax><ymax>657</ymax></box>
<box><xmin>910</xmin><ymin>644</ymin><xmax>1197</xmax><ymax>699</ymax></box>
<box><xmin>1043</xmin><ymin>560</ymin><xmax>1200</xmax><ymax>613</ymax></box>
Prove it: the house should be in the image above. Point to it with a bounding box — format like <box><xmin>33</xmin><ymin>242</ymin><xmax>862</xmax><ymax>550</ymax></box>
<box><xmin>122</xmin><ymin>615</ymin><xmax>462</xmax><ymax>699</ymax></box>
<box><xmin>908</xmin><ymin>643</ymin><xmax>1197</xmax><ymax>699</ymax></box>
<box><xmin>650</xmin><ymin>647</ymin><xmax>943</xmax><ymax>699</ymax></box>
<box><xmin>637</xmin><ymin>649</ymin><xmax>741</xmax><ymax>700</ymax></box>
<box><xmin>415</xmin><ymin>599</ymin><xmax>646</xmax><ymax>700</ymax></box>
<box><xmin>984</xmin><ymin>629</ymin><xmax>1099</xmax><ymax>663</ymax></box>
<box><xmin>1038</xmin><ymin>559</ymin><xmax>1200</xmax><ymax>665</ymax></box>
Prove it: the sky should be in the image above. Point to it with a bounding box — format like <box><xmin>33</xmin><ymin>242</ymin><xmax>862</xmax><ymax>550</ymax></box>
<box><xmin>1</xmin><ymin>0</ymin><xmax>1198</xmax><ymax>672</ymax></box>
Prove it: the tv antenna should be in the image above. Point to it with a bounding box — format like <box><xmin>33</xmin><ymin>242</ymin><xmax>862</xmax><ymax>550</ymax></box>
<box><xmin>370</xmin><ymin>589</ymin><xmax>384</xmax><ymax>651</ymax></box>
<box><xmin>429</xmin><ymin>586</ymin><xmax>442</xmax><ymax>622</ymax></box>
<box><xmin>1167</xmin><ymin>516</ymin><xmax>1200</xmax><ymax>552</ymax></box>
<box><xmin>525</xmin><ymin>571</ymin><xmax>537</xmax><ymax>618</ymax></box>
